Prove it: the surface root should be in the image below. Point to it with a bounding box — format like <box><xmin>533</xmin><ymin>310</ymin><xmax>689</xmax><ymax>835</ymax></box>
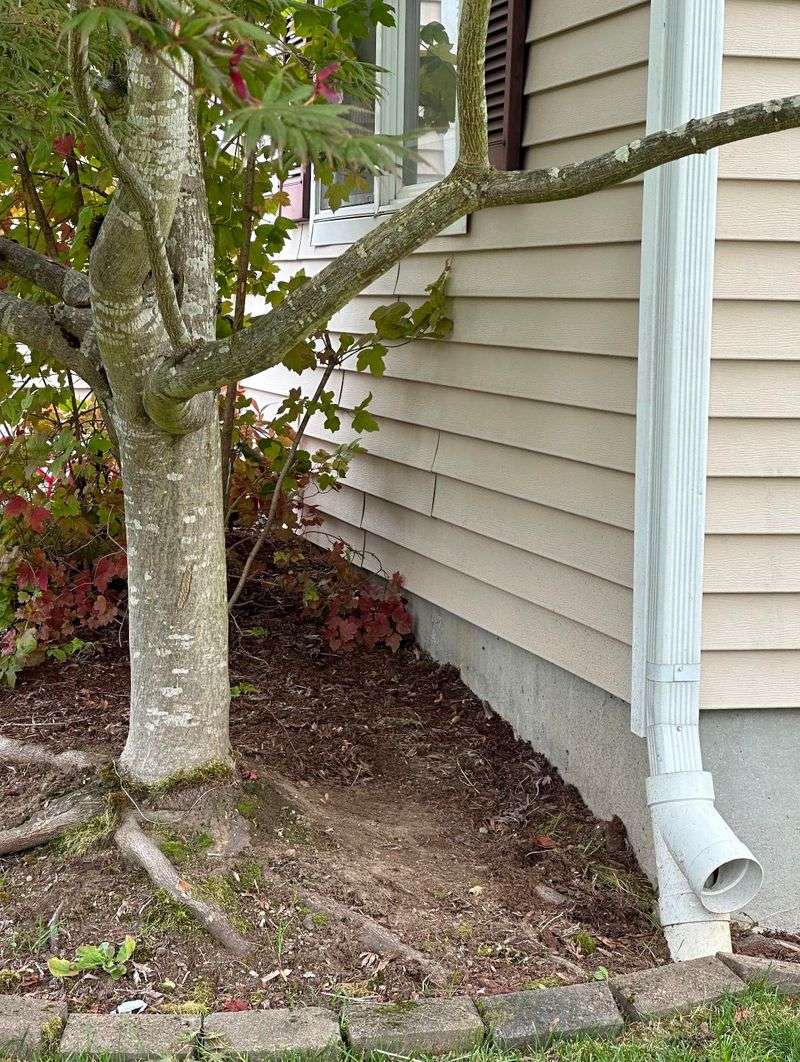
<box><xmin>114</xmin><ymin>812</ymin><xmax>253</xmax><ymax>957</ymax></box>
<box><xmin>0</xmin><ymin>736</ymin><xmax>103</xmax><ymax>772</ymax></box>
<box><xmin>0</xmin><ymin>787</ymin><xmax>109</xmax><ymax>856</ymax></box>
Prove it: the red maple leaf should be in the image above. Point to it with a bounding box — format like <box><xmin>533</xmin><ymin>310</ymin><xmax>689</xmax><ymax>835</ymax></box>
<box><xmin>53</xmin><ymin>134</ymin><xmax>76</xmax><ymax>158</ymax></box>
<box><xmin>313</xmin><ymin>62</ymin><xmax>343</xmax><ymax>103</ymax></box>
<box><xmin>229</xmin><ymin>43</ymin><xmax>252</xmax><ymax>102</ymax></box>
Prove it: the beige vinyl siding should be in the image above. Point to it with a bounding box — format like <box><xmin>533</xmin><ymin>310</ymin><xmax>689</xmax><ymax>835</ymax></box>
<box><xmin>253</xmin><ymin>4</ymin><xmax>649</xmax><ymax>700</ymax></box>
<box><xmin>702</xmin><ymin>0</ymin><xmax>800</xmax><ymax>708</ymax></box>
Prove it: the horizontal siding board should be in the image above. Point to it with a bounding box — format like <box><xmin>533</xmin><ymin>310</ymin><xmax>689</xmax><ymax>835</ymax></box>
<box><xmin>308</xmin><ymin>446</ymin><xmax>436</xmax><ymax>515</ymax></box>
<box><xmin>701</xmin><ymin>650</ymin><xmax>800</xmax><ymax>709</ymax></box>
<box><xmin>708</xmin><ymin>419</ymin><xmax>800</xmax><ymax>476</ymax></box>
<box><xmin>362</xmin><ymin>497</ymin><xmax>632</xmax><ymax>641</ymax></box>
<box><xmin>305</xmin><ymin>515</ymin><xmax>365</xmax><ymax>555</ymax></box>
<box><xmin>433</xmin><ymin>476</ymin><xmax>633</xmax><ymax>587</ymax></box>
<box><xmin>523</xmin><ymin>65</ymin><xmax>648</xmax><ymax>146</ymax></box>
<box><xmin>313</xmin><ymin>481</ymin><xmax>365</xmax><ymax>526</ymax></box>
<box><xmin>707</xmin><ymin>477</ymin><xmax>800</xmax><ymax>533</ymax></box>
<box><xmin>715</xmin><ymin>242</ymin><xmax>800</xmax><ymax>301</ymax></box>
<box><xmin>331</xmin><ymin>296</ymin><xmax>640</xmax><ymax>356</ymax></box>
<box><xmin>718</xmin><ymin>128</ymin><xmax>800</xmax><ymax>181</ymax></box>
<box><xmin>724</xmin><ymin>0</ymin><xmax>800</xmax><ymax>58</ymax></box>
<box><xmin>433</xmin><ymin>434</ymin><xmax>634</xmax><ymax>528</ymax></box>
<box><xmin>705</xmin><ymin>535</ymin><xmax>800</xmax><ymax>592</ymax></box>
<box><xmin>712</xmin><ymin>300</ymin><xmax>800</xmax><ymax>359</ymax></box>
<box><xmin>529</xmin><ymin>0</ymin><xmax>647</xmax><ymax>42</ymax></box>
<box><xmin>709</xmin><ymin>361</ymin><xmax>800</xmax><ymax>416</ymax></box>
<box><xmin>280</xmin><ymin>245</ymin><xmax>642</xmax><ymax>301</ymax></box>
<box><xmin>341</xmin><ymin>347</ymin><xmax>637</xmax><ymax>414</ymax></box>
<box><xmin>525</xmin><ymin>5</ymin><xmax>649</xmax><ymax>93</ymax></box>
<box><xmin>361</xmin><ymin>532</ymin><xmax>632</xmax><ymax>698</ymax></box>
<box><xmin>703</xmin><ymin>593</ymin><xmax>800</xmax><ymax>650</ymax></box>
<box><xmin>718</xmin><ymin>55</ymin><xmax>800</xmax><ymax>179</ymax></box>
<box><xmin>338</xmin><ymin>373</ymin><xmax>636</xmax><ymax>472</ymax></box>
<box><xmin>394</xmin><ymin>244</ymin><xmax>641</xmax><ymax>300</ymax></box>
<box><xmin>717</xmin><ymin>182</ymin><xmax>800</xmax><ymax>242</ymax></box>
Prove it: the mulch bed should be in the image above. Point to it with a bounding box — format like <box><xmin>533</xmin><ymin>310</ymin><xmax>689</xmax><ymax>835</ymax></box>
<box><xmin>2</xmin><ymin>551</ymin><xmax>785</xmax><ymax>1016</ymax></box>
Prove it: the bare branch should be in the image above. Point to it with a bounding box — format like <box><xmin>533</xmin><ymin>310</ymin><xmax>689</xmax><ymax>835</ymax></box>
<box><xmin>147</xmin><ymin>93</ymin><xmax>800</xmax><ymax>418</ymax></box>
<box><xmin>0</xmin><ymin>236</ymin><xmax>90</xmax><ymax>306</ymax></box>
<box><xmin>478</xmin><ymin>98</ymin><xmax>800</xmax><ymax>207</ymax></box>
<box><xmin>221</xmin><ymin>151</ymin><xmax>258</xmax><ymax>503</ymax></box>
<box><xmin>228</xmin><ymin>357</ymin><xmax>340</xmax><ymax>609</ymax></box>
<box><xmin>67</xmin><ymin>5</ymin><xmax>191</xmax><ymax>351</ymax></box>
<box><xmin>14</xmin><ymin>150</ymin><xmax>60</xmax><ymax>259</ymax></box>
<box><xmin>0</xmin><ymin>291</ymin><xmax>110</xmax><ymax>400</ymax></box>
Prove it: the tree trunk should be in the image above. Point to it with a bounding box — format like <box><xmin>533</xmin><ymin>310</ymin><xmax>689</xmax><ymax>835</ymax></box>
<box><xmin>118</xmin><ymin>400</ymin><xmax>232</xmax><ymax>786</ymax></box>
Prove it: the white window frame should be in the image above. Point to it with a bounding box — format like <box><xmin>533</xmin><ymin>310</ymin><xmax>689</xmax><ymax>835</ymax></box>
<box><xmin>309</xmin><ymin>0</ymin><xmax>467</xmax><ymax>246</ymax></box>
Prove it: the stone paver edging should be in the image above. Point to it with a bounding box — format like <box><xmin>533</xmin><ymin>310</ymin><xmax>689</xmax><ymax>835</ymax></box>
<box><xmin>0</xmin><ymin>953</ymin><xmax>795</xmax><ymax>1059</ymax></box>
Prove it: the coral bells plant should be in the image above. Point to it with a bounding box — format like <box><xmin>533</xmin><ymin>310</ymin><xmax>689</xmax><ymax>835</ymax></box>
<box><xmin>0</xmin><ymin>394</ymin><xmax>126</xmax><ymax>685</ymax></box>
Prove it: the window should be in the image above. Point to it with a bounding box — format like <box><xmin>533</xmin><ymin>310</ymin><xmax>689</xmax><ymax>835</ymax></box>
<box><xmin>310</xmin><ymin>0</ymin><xmax>464</xmax><ymax>245</ymax></box>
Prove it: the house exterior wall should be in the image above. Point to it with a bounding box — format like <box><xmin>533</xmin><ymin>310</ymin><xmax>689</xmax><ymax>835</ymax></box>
<box><xmin>250</xmin><ymin>0</ymin><xmax>650</xmax><ymax>705</ymax></box>
<box><xmin>246</xmin><ymin>0</ymin><xmax>800</xmax><ymax>926</ymax></box>
<box><xmin>703</xmin><ymin>0</ymin><xmax>800</xmax><ymax>710</ymax></box>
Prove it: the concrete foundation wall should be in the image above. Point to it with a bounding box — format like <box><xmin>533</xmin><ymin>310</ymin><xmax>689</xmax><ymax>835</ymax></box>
<box><xmin>410</xmin><ymin>590</ymin><xmax>800</xmax><ymax>932</ymax></box>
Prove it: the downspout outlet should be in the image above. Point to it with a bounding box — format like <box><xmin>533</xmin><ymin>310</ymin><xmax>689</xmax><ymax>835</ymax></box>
<box><xmin>647</xmin><ymin>771</ymin><xmax>763</xmax><ymax>914</ymax></box>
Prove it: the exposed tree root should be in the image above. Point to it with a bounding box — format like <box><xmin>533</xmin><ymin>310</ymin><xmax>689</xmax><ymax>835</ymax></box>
<box><xmin>0</xmin><ymin>736</ymin><xmax>104</xmax><ymax>772</ymax></box>
<box><xmin>114</xmin><ymin>812</ymin><xmax>253</xmax><ymax>957</ymax></box>
<box><xmin>0</xmin><ymin>787</ymin><xmax>109</xmax><ymax>856</ymax></box>
<box><xmin>262</xmin><ymin>869</ymin><xmax>447</xmax><ymax>985</ymax></box>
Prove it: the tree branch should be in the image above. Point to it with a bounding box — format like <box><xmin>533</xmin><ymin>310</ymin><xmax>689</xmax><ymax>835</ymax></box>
<box><xmin>67</xmin><ymin>5</ymin><xmax>191</xmax><ymax>351</ymax></box>
<box><xmin>0</xmin><ymin>291</ymin><xmax>110</xmax><ymax>400</ymax></box>
<box><xmin>456</xmin><ymin>0</ymin><xmax>490</xmax><ymax>166</ymax></box>
<box><xmin>221</xmin><ymin>151</ymin><xmax>258</xmax><ymax>503</ymax></box>
<box><xmin>146</xmin><ymin>93</ymin><xmax>800</xmax><ymax>418</ymax></box>
<box><xmin>477</xmin><ymin>98</ymin><xmax>800</xmax><ymax>207</ymax></box>
<box><xmin>14</xmin><ymin>150</ymin><xmax>60</xmax><ymax>259</ymax></box>
<box><xmin>0</xmin><ymin>236</ymin><xmax>90</xmax><ymax>306</ymax></box>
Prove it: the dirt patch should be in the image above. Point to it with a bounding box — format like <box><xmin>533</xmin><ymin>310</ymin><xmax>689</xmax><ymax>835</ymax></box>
<box><xmin>3</xmin><ymin>559</ymin><xmax>672</xmax><ymax>1014</ymax></box>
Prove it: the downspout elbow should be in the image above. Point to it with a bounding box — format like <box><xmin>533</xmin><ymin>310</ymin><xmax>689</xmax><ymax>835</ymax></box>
<box><xmin>647</xmin><ymin>770</ymin><xmax>762</xmax><ymax>914</ymax></box>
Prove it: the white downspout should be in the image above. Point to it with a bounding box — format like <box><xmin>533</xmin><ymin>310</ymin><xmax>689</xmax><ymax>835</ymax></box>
<box><xmin>632</xmin><ymin>0</ymin><xmax>762</xmax><ymax>960</ymax></box>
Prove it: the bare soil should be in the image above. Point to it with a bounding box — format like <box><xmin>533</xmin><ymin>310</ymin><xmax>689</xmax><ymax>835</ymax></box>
<box><xmin>1</xmin><ymin>558</ymin><xmax>781</xmax><ymax>1016</ymax></box>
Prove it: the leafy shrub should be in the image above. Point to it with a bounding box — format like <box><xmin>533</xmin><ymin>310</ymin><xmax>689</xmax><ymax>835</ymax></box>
<box><xmin>273</xmin><ymin>538</ymin><xmax>413</xmax><ymax>653</ymax></box>
<box><xmin>0</xmin><ymin>390</ymin><xmax>126</xmax><ymax>684</ymax></box>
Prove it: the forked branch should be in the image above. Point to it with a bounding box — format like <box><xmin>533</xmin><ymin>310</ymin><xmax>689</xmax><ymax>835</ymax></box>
<box><xmin>67</xmin><ymin>2</ymin><xmax>191</xmax><ymax>351</ymax></box>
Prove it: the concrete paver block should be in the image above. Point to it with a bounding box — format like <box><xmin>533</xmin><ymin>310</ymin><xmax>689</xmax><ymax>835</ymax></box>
<box><xmin>59</xmin><ymin>1013</ymin><xmax>200</xmax><ymax>1060</ymax></box>
<box><xmin>344</xmin><ymin>997</ymin><xmax>484</xmax><ymax>1055</ymax></box>
<box><xmin>203</xmin><ymin>1007</ymin><xmax>341</xmax><ymax>1060</ymax></box>
<box><xmin>611</xmin><ymin>956</ymin><xmax>746</xmax><ymax>1021</ymax></box>
<box><xmin>480</xmin><ymin>983</ymin><xmax>623</xmax><ymax>1047</ymax></box>
<box><xmin>0</xmin><ymin>995</ymin><xmax>67</xmax><ymax>1060</ymax></box>
<box><xmin>718</xmin><ymin>951</ymin><xmax>800</xmax><ymax>997</ymax></box>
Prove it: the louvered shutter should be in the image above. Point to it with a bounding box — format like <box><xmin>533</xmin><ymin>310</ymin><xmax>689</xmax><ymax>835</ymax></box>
<box><xmin>485</xmin><ymin>0</ymin><xmax>528</xmax><ymax>170</ymax></box>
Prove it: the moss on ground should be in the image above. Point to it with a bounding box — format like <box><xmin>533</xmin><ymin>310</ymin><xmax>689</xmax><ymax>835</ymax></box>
<box><xmin>56</xmin><ymin>801</ymin><xmax>118</xmax><ymax>858</ymax></box>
